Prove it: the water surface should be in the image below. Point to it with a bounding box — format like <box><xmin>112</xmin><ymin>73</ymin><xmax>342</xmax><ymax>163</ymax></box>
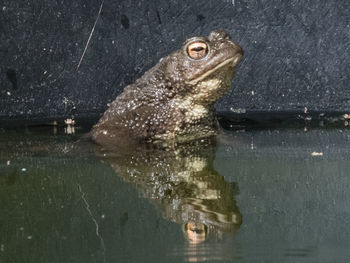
<box><xmin>1</xmin><ymin>125</ymin><xmax>350</xmax><ymax>262</ymax></box>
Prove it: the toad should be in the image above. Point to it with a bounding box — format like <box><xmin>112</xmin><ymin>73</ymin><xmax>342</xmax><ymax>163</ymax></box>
<box><xmin>91</xmin><ymin>29</ymin><xmax>243</xmax><ymax>145</ymax></box>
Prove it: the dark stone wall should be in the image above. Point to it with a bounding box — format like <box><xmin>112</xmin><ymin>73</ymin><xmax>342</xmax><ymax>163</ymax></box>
<box><xmin>1</xmin><ymin>0</ymin><xmax>350</xmax><ymax>122</ymax></box>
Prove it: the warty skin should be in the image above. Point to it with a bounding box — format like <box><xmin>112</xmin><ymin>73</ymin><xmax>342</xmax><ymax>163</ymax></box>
<box><xmin>91</xmin><ymin>29</ymin><xmax>243</xmax><ymax>146</ymax></box>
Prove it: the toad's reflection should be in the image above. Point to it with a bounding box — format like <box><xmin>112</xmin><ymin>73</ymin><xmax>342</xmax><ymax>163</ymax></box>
<box><xmin>97</xmin><ymin>138</ymin><xmax>242</xmax><ymax>243</ymax></box>
<box><xmin>184</xmin><ymin>222</ymin><xmax>208</xmax><ymax>244</ymax></box>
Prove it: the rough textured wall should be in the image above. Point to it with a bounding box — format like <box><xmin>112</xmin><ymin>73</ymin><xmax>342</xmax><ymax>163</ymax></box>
<box><xmin>1</xmin><ymin>0</ymin><xmax>350</xmax><ymax>121</ymax></box>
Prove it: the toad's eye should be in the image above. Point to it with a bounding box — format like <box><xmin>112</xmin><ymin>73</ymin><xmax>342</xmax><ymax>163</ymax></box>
<box><xmin>186</xmin><ymin>41</ymin><xmax>209</xmax><ymax>60</ymax></box>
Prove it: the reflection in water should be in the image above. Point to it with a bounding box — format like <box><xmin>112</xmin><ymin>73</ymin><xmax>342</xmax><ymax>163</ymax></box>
<box><xmin>97</xmin><ymin>138</ymin><xmax>242</xmax><ymax>260</ymax></box>
<box><xmin>3</xmin><ymin>127</ymin><xmax>350</xmax><ymax>262</ymax></box>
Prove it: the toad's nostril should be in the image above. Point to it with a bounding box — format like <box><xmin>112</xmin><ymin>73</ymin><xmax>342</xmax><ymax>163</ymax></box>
<box><xmin>228</xmin><ymin>40</ymin><xmax>243</xmax><ymax>55</ymax></box>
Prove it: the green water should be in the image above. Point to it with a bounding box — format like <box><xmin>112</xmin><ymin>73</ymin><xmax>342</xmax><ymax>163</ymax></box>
<box><xmin>1</xmin><ymin>125</ymin><xmax>350</xmax><ymax>262</ymax></box>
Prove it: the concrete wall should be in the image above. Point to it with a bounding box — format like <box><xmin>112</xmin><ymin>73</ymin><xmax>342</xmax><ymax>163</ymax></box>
<box><xmin>1</xmin><ymin>0</ymin><xmax>350</xmax><ymax>122</ymax></box>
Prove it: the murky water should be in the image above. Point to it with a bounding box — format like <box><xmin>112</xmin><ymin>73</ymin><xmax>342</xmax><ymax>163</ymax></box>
<box><xmin>1</xmin><ymin>124</ymin><xmax>350</xmax><ymax>262</ymax></box>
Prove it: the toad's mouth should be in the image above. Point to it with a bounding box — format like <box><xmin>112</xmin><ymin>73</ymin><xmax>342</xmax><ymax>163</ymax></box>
<box><xmin>186</xmin><ymin>53</ymin><xmax>243</xmax><ymax>85</ymax></box>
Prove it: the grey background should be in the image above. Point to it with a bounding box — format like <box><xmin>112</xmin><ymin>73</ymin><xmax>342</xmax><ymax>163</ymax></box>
<box><xmin>1</xmin><ymin>0</ymin><xmax>350</xmax><ymax>122</ymax></box>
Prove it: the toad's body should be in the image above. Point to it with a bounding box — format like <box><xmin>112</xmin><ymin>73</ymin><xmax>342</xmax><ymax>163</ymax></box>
<box><xmin>91</xmin><ymin>30</ymin><xmax>243</xmax><ymax>145</ymax></box>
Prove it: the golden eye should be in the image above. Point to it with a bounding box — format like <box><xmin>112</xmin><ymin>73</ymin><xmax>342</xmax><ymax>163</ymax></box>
<box><xmin>186</xmin><ymin>41</ymin><xmax>208</xmax><ymax>60</ymax></box>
